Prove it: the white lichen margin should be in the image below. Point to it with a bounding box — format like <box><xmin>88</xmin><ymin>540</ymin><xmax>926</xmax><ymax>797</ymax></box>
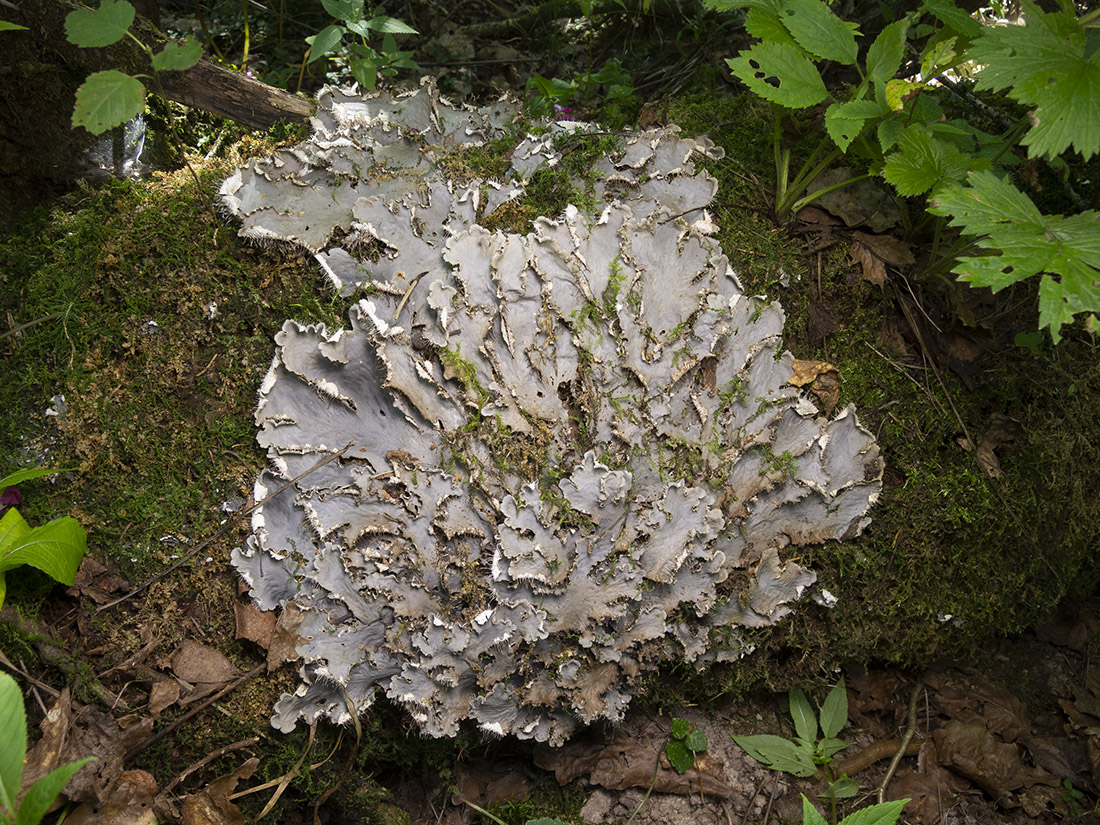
<box><xmin>220</xmin><ymin>79</ymin><xmax>883</xmax><ymax>745</ymax></box>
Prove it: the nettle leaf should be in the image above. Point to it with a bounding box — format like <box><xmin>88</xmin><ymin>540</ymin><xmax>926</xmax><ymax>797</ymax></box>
<box><xmin>666</xmin><ymin>739</ymin><xmax>694</xmax><ymax>773</ymax></box>
<box><xmin>825</xmin><ymin>99</ymin><xmax>884</xmax><ymax>150</ymax></box>
<box><xmin>363</xmin><ymin>16</ymin><xmax>417</xmax><ymax>34</ymax></box>
<box><xmin>789</xmin><ymin>687</ymin><xmax>818</xmax><ymax>743</ymax></box>
<box><xmin>306</xmin><ymin>24</ymin><xmax>344</xmax><ymax>63</ymax></box>
<box><xmin>970</xmin><ymin>7</ymin><xmax>1100</xmax><ymax>159</ymax></box>
<box><xmin>866</xmin><ymin>20</ymin><xmax>908</xmax><ymax>84</ymax></box>
<box><xmin>16</xmin><ymin>758</ymin><xmax>96</xmax><ymax>825</ymax></box>
<box><xmin>65</xmin><ymin>0</ymin><xmax>134</xmax><ymax>47</ymax></box>
<box><xmin>839</xmin><ymin>798</ymin><xmax>911</xmax><ymax>825</ymax></box>
<box><xmin>671</xmin><ymin>717</ymin><xmax>691</xmax><ymax>739</ymax></box>
<box><xmin>733</xmin><ymin>734</ymin><xmax>818</xmax><ymax>776</ymax></box>
<box><xmin>350</xmin><ymin>58</ymin><xmax>378</xmax><ymax>90</ymax></box>
<box><xmin>727</xmin><ymin>42</ymin><xmax>828</xmax><ymax>108</ymax></box>
<box><xmin>884</xmin><ymin>78</ymin><xmax>921</xmax><ymax>111</ymax></box>
<box><xmin>922</xmin><ymin>0</ymin><xmax>981</xmax><ymax>39</ymax></box>
<box><xmin>882</xmin><ymin>124</ymin><xmax>970</xmax><ymax>195</ymax></box>
<box><xmin>151</xmin><ymin>38</ymin><xmax>202</xmax><ymax>72</ymax></box>
<box><xmin>745</xmin><ymin>8</ymin><xmax>798</xmax><ymax>48</ymax></box>
<box><xmin>930</xmin><ymin>171</ymin><xmax>1100</xmax><ymax>340</ymax></box>
<box><xmin>819</xmin><ymin>678</ymin><xmax>848</xmax><ymax>739</ymax></box>
<box><xmin>802</xmin><ymin>796</ymin><xmax>829</xmax><ymax>825</ymax></box>
<box><xmin>779</xmin><ymin>0</ymin><xmax>859</xmax><ymax>65</ymax></box>
<box><xmin>72</xmin><ymin>70</ymin><xmax>144</xmax><ymax>136</ymax></box>
<box><xmin>685</xmin><ymin>728</ymin><xmax>708</xmax><ymax>752</ymax></box>
<box><xmin>321</xmin><ymin>0</ymin><xmax>361</xmax><ymax>23</ymax></box>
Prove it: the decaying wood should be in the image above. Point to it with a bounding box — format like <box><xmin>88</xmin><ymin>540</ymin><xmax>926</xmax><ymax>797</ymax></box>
<box><xmin>157</xmin><ymin>60</ymin><xmax>312</xmax><ymax>131</ymax></box>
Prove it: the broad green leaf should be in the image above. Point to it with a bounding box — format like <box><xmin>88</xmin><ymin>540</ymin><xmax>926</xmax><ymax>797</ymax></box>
<box><xmin>0</xmin><ymin>20</ymin><xmax>29</xmax><ymax>31</ymax></box>
<box><xmin>837</xmin><ymin>798</ymin><xmax>910</xmax><ymax>825</ymax></box>
<box><xmin>666</xmin><ymin>739</ymin><xmax>694</xmax><ymax>773</ymax></box>
<box><xmin>877</xmin><ymin>114</ymin><xmax>903</xmax><ymax>151</ymax></box>
<box><xmin>802</xmin><ymin>795</ymin><xmax>829</xmax><ymax>825</ymax></box>
<box><xmin>0</xmin><ymin>508</ymin><xmax>30</xmax><ymax>550</ymax></box>
<box><xmin>817</xmin><ymin>736</ymin><xmax>849</xmax><ymax>758</ymax></box>
<box><xmin>306</xmin><ymin>24</ymin><xmax>344</xmax><ymax>62</ymax></box>
<box><xmin>778</xmin><ymin>0</ymin><xmax>859</xmax><ymax>65</ymax></box>
<box><xmin>970</xmin><ymin>7</ymin><xmax>1100</xmax><ymax>159</ymax></box>
<box><xmin>321</xmin><ymin>0</ymin><xmax>361</xmax><ymax>22</ymax></box>
<box><xmin>882</xmin><ymin>125</ymin><xmax>970</xmax><ymax>195</ymax></box>
<box><xmin>727</xmin><ymin>43</ymin><xmax>828</xmax><ymax>108</ymax></box>
<box><xmin>72</xmin><ymin>70</ymin><xmax>144</xmax><ymax>135</ymax></box>
<box><xmin>363</xmin><ymin>16</ymin><xmax>417</xmax><ymax>35</ymax></box>
<box><xmin>789</xmin><ymin>687</ymin><xmax>817</xmax><ymax>743</ymax></box>
<box><xmin>922</xmin><ymin>0</ymin><xmax>981</xmax><ymax>39</ymax></box>
<box><xmin>866</xmin><ymin>20</ymin><xmax>908</xmax><ymax>83</ymax></box>
<box><xmin>0</xmin><ymin>516</ymin><xmax>86</xmax><ymax>583</ymax></box>
<box><xmin>685</xmin><ymin>727</ymin><xmax>708</xmax><ymax>752</ymax></box>
<box><xmin>745</xmin><ymin>9</ymin><xmax>798</xmax><ymax>48</ymax></box>
<box><xmin>884</xmin><ymin>78</ymin><xmax>921</xmax><ymax>111</ymax></box>
<box><xmin>819</xmin><ymin>678</ymin><xmax>848</xmax><ymax>739</ymax></box>
<box><xmin>0</xmin><ymin>469</ymin><xmax>73</xmax><ymax>489</ymax></box>
<box><xmin>825</xmin><ymin>99</ymin><xmax>884</xmax><ymax>150</ymax></box>
<box><xmin>151</xmin><ymin>38</ymin><xmax>202</xmax><ymax>72</ymax></box>
<box><xmin>920</xmin><ymin>35</ymin><xmax>957</xmax><ymax>78</ymax></box>
<box><xmin>930</xmin><ymin>171</ymin><xmax>1100</xmax><ymax>339</ymax></box>
<box><xmin>671</xmin><ymin>717</ymin><xmax>691</xmax><ymax>739</ymax></box>
<box><xmin>15</xmin><ymin>758</ymin><xmax>95</xmax><ymax>825</ymax></box>
<box><xmin>823</xmin><ymin>775</ymin><xmax>859</xmax><ymax>798</ymax></box>
<box><xmin>64</xmin><ymin>0</ymin><xmax>134</xmax><ymax>47</ymax></box>
<box><xmin>733</xmin><ymin>734</ymin><xmax>817</xmax><ymax>776</ymax></box>
<box><xmin>350</xmin><ymin>58</ymin><xmax>378</xmax><ymax>90</ymax></box>
<box><xmin>0</xmin><ymin>673</ymin><xmax>26</xmax><ymax>818</ymax></box>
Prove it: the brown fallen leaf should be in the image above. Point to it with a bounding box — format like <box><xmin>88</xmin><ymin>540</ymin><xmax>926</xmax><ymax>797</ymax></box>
<box><xmin>975</xmin><ymin>413</ymin><xmax>1024</xmax><ymax>479</ymax></box>
<box><xmin>65</xmin><ymin>770</ymin><xmax>158</xmax><ymax>825</ymax></box>
<box><xmin>453</xmin><ymin>759</ymin><xmax>530</xmax><ymax>808</ymax></box>
<box><xmin>810</xmin><ymin>169</ymin><xmax>901</xmax><ymax>232</ymax></box>
<box><xmin>788</xmin><ymin>359</ymin><xmax>840</xmax><ymax>415</ymax></box>
<box><xmin>171</xmin><ymin>640</ymin><xmax>243</xmax><ymax>706</ymax></box>
<box><xmin>267</xmin><ymin>602</ymin><xmax>307</xmax><ymax>672</ymax></box>
<box><xmin>234</xmin><ymin>602</ymin><xmax>276</xmax><ymax>650</ymax></box>
<box><xmin>933</xmin><ymin>720</ymin><xmax>1055</xmax><ymax>806</ymax></box>
<box><xmin>180</xmin><ymin>757</ymin><xmax>259</xmax><ymax>825</ymax></box>
<box><xmin>149</xmin><ymin>677</ymin><xmax>181</xmax><ymax>718</ymax></box>
<box><xmin>67</xmin><ymin>556</ymin><xmax>131</xmax><ymax>604</ymax></box>
<box><xmin>850</xmin><ymin>232</ymin><xmax>915</xmax><ymax>287</ymax></box>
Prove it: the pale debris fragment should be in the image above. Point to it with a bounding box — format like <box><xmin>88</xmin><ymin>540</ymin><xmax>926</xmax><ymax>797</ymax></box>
<box><xmin>223</xmin><ymin>83</ymin><xmax>884</xmax><ymax>745</ymax></box>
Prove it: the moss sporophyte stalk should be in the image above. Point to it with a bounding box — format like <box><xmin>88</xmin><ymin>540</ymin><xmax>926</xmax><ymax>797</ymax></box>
<box><xmin>222</xmin><ymin>80</ymin><xmax>883</xmax><ymax>744</ymax></box>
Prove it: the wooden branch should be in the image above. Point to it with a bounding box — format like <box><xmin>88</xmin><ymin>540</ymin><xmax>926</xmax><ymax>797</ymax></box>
<box><xmin>158</xmin><ymin>60</ymin><xmax>312</xmax><ymax>131</ymax></box>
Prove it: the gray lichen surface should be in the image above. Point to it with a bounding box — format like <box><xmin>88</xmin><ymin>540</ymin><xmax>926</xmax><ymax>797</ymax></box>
<box><xmin>222</xmin><ymin>80</ymin><xmax>884</xmax><ymax>744</ymax></box>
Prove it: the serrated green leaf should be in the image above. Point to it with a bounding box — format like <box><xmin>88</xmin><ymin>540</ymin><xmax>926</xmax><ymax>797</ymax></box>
<box><xmin>733</xmin><ymin>734</ymin><xmax>818</xmax><ymax>776</ymax></box>
<box><xmin>321</xmin><ymin>0</ymin><xmax>360</xmax><ymax>22</ymax></box>
<box><xmin>0</xmin><ymin>468</ymin><xmax>74</xmax><ymax>489</ymax></box>
<box><xmin>837</xmin><ymin>798</ymin><xmax>910</xmax><ymax>825</ymax></box>
<box><xmin>0</xmin><ymin>673</ymin><xmax>25</xmax><ymax>818</ymax></box>
<box><xmin>884</xmin><ymin>78</ymin><xmax>921</xmax><ymax>111</ymax></box>
<box><xmin>65</xmin><ymin>0</ymin><xmax>134</xmax><ymax>47</ymax></box>
<box><xmin>306</xmin><ymin>24</ymin><xmax>344</xmax><ymax>62</ymax></box>
<box><xmin>930</xmin><ymin>171</ymin><xmax>1100</xmax><ymax>340</ymax></box>
<box><xmin>671</xmin><ymin>717</ymin><xmax>691</xmax><ymax>739</ymax></box>
<box><xmin>0</xmin><ymin>20</ymin><xmax>29</xmax><ymax>31</ymax></box>
<box><xmin>970</xmin><ymin>7</ymin><xmax>1100</xmax><ymax>159</ymax></box>
<box><xmin>920</xmin><ymin>35</ymin><xmax>957</xmax><ymax>77</ymax></box>
<box><xmin>819</xmin><ymin>678</ymin><xmax>848</xmax><ymax>739</ymax></box>
<box><xmin>364</xmin><ymin>15</ymin><xmax>417</xmax><ymax>34</ymax></box>
<box><xmin>151</xmin><ymin>38</ymin><xmax>202</xmax><ymax>72</ymax></box>
<box><xmin>789</xmin><ymin>687</ymin><xmax>818</xmax><ymax>743</ymax></box>
<box><xmin>778</xmin><ymin>0</ymin><xmax>859</xmax><ymax>64</ymax></box>
<box><xmin>922</xmin><ymin>0</ymin><xmax>981</xmax><ymax>39</ymax></box>
<box><xmin>71</xmin><ymin>70</ymin><xmax>144</xmax><ymax>135</ymax></box>
<box><xmin>685</xmin><ymin>728</ymin><xmax>708</xmax><ymax>752</ymax></box>
<box><xmin>803</xmin><ymin>795</ymin><xmax>829</xmax><ymax>825</ymax></box>
<box><xmin>727</xmin><ymin>42</ymin><xmax>828</xmax><ymax>108</ymax></box>
<box><xmin>877</xmin><ymin>114</ymin><xmax>903</xmax><ymax>151</ymax></box>
<box><xmin>16</xmin><ymin>758</ymin><xmax>95</xmax><ymax>825</ymax></box>
<box><xmin>745</xmin><ymin>8</ymin><xmax>798</xmax><ymax>48</ymax></box>
<box><xmin>882</xmin><ymin>125</ymin><xmax>970</xmax><ymax>195</ymax></box>
<box><xmin>817</xmin><ymin>736</ymin><xmax>849</xmax><ymax>758</ymax></box>
<box><xmin>866</xmin><ymin>20</ymin><xmax>908</xmax><ymax>83</ymax></box>
<box><xmin>825</xmin><ymin>99</ymin><xmax>884</xmax><ymax>150</ymax></box>
<box><xmin>350</xmin><ymin>58</ymin><xmax>378</xmax><ymax>90</ymax></box>
<box><xmin>666</xmin><ymin>739</ymin><xmax>694</xmax><ymax>773</ymax></box>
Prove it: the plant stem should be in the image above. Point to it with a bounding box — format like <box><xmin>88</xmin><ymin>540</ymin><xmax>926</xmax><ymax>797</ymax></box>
<box><xmin>788</xmin><ymin>172</ymin><xmax>869</xmax><ymax>216</ymax></box>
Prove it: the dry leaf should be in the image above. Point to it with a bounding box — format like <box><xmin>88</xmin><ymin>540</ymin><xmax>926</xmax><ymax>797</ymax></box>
<box><xmin>266</xmin><ymin>602</ymin><xmax>307</xmax><ymax>672</ymax></box>
<box><xmin>65</xmin><ymin>770</ymin><xmax>158</xmax><ymax>825</ymax></box>
<box><xmin>850</xmin><ymin>232</ymin><xmax>914</xmax><ymax>286</ymax></box>
<box><xmin>788</xmin><ymin>360</ymin><xmax>840</xmax><ymax>415</ymax></box>
<box><xmin>180</xmin><ymin>758</ymin><xmax>259</xmax><ymax>825</ymax></box>
<box><xmin>975</xmin><ymin>413</ymin><xmax>1024</xmax><ymax>479</ymax></box>
<box><xmin>148</xmin><ymin>678</ymin><xmax>181</xmax><ymax>718</ymax></box>
<box><xmin>234</xmin><ymin>602</ymin><xmax>276</xmax><ymax>650</ymax></box>
<box><xmin>171</xmin><ymin>640</ymin><xmax>242</xmax><ymax>705</ymax></box>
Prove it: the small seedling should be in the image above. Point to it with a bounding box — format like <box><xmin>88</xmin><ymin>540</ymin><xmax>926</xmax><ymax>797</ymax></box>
<box><xmin>0</xmin><ymin>469</ymin><xmax>87</xmax><ymax>609</ymax></box>
<box><xmin>0</xmin><ymin>672</ymin><xmax>95</xmax><ymax>825</ymax></box>
<box><xmin>733</xmin><ymin>679</ymin><xmax>908</xmax><ymax>825</ymax></box>
<box><xmin>666</xmin><ymin>717</ymin><xmax>709</xmax><ymax>774</ymax></box>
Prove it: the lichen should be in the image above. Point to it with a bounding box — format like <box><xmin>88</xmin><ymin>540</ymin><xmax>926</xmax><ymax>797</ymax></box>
<box><xmin>221</xmin><ymin>79</ymin><xmax>883</xmax><ymax>744</ymax></box>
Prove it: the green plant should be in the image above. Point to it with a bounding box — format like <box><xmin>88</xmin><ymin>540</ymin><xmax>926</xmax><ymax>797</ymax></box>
<box><xmin>64</xmin><ymin>0</ymin><xmax>202</xmax><ymax>135</ymax></box>
<box><xmin>0</xmin><ymin>672</ymin><xmax>95</xmax><ymax>825</ymax></box>
<box><xmin>303</xmin><ymin>0</ymin><xmax>418</xmax><ymax>91</ymax></box>
<box><xmin>665</xmin><ymin>717</ymin><xmax>709</xmax><ymax>773</ymax></box>
<box><xmin>705</xmin><ymin>0</ymin><xmax>1100</xmax><ymax>340</ymax></box>
<box><xmin>733</xmin><ymin>679</ymin><xmax>908</xmax><ymax>825</ymax></box>
<box><xmin>526</xmin><ymin>59</ymin><xmax>635</xmax><ymax>119</ymax></box>
<box><xmin>0</xmin><ymin>470</ymin><xmax>86</xmax><ymax>610</ymax></box>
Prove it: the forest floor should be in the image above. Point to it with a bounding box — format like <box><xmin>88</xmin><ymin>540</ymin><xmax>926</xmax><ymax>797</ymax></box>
<box><xmin>3</xmin><ymin>6</ymin><xmax>1100</xmax><ymax>824</ymax></box>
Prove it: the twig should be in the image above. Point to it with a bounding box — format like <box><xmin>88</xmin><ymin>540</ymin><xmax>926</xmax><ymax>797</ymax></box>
<box><xmin>738</xmin><ymin>777</ymin><xmax>763</xmax><ymax>825</ymax></box>
<box><xmin>761</xmin><ymin>774</ymin><xmax>780</xmax><ymax>824</ymax></box>
<box><xmin>0</xmin><ymin>648</ymin><xmax>62</xmax><ymax>700</ymax></box>
<box><xmin>0</xmin><ymin>312</ymin><xmax>61</xmax><ymax>341</ymax></box>
<box><xmin>97</xmin><ymin>442</ymin><xmax>355</xmax><ymax>611</ymax></box>
<box><xmin>877</xmin><ymin>680</ymin><xmax>923</xmax><ymax>805</ymax></box>
<box><xmin>163</xmin><ymin>737</ymin><xmax>260</xmax><ymax>794</ymax></box>
<box><xmin>833</xmin><ymin>738</ymin><xmax>922</xmax><ymax>778</ymax></box>
<box><xmin>123</xmin><ymin>663</ymin><xmax>265</xmax><ymax>761</ymax></box>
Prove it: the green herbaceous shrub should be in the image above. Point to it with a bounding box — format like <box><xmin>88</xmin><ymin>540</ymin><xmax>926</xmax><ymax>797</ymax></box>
<box><xmin>0</xmin><ymin>672</ymin><xmax>94</xmax><ymax>825</ymax></box>
<box><xmin>704</xmin><ymin>0</ymin><xmax>1100</xmax><ymax>341</ymax></box>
